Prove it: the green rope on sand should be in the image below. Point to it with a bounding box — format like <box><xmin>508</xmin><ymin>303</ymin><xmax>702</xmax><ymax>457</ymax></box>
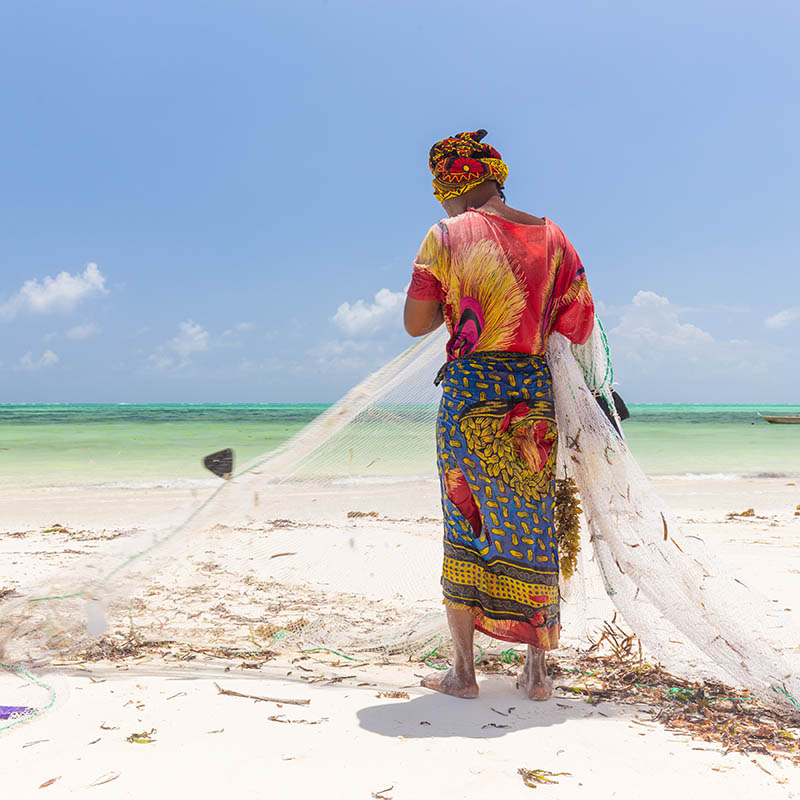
<box><xmin>625</xmin><ymin>683</ymin><xmax>751</xmax><ymax>703</ymax></box>
<box><xmin>422</xmin><ymin>644</ymin><xmax>447</xmax><ymax>670</ymax></box>
<box><xmin>500</xmin><ymin>648</ymin><xmax>522</xmax><ymax>664</ymax></box>
<box><xmin>301</xmin><ymin>647</ymin><xmax>358</xmax><ymax>661</ymax></box>
<box><xmin>0</xmin><ymin>663</ymin><xmax>57</xmax><ymax>734</ymax></box>
<box><xmin>422</xmin><ymin>644</ymin><xmax>485</xmax><ymax>671</ymax></box>
<box><xmin>772</xmin><ymin>684</ymin><xmax>800</xmax><ymax>709</ymax></box>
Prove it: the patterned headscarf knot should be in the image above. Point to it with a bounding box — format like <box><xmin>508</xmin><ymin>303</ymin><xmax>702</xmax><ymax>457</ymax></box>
<box><xmin>428</xmin><ymin>129</ymin><xmax>508</xmax><ymax>203</ymax></box>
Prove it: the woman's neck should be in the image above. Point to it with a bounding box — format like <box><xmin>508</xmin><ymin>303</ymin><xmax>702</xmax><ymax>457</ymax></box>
<box><xmin>475</xmin><ymin>197</ymin><xmax>545</xmax><ymax>226</ymax></box>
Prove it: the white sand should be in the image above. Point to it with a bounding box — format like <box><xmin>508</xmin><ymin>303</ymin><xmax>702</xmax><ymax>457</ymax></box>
<box><xmin>2</xmin><ymin>476</ymin><xmax>800</xmax><ymax>797</ymax></box>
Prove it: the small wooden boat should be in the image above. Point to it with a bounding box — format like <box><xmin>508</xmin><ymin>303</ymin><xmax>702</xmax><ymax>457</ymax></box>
<box><xmin>759</xmin><ymin>414</ymin><xmax>800</xmax><ymax>424</ymax></box>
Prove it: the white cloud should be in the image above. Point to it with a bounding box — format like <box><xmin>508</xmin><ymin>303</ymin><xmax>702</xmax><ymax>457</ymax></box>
<box><xmin>237</xmin><ymin>355</ymin><xmax>282</xmax><ymax>372</ymax></box>
<box><xmin>149</xmin><ymin>320</ymin><xmax>210</xmax><ymax>369</ymax></box>
<box><xmin>148</xmin><ymin>353</ymin><xmax>174</xmax><ymax>370</ymax></box>
<box><xmin>169</xmin><ymin>320</ymin><xmax>209</xmax><ymax>358</ymax></box>
<box><xmin>612</xmin><ymin>291</ymin><xmax>712</xmax><ymax>357</ymax></box>
<box><xmin>19</xmin><ymin>350</ymin><xmax>59</xmax><ymax>371</ymax></box>
<box><xmin>765</xmin><ymin>307</ymin><xmax>800</xmax><ymax>330</ymax></box>
<box><xmin>608</xmin><ymin>290</ymin><xmax>763</xmax><ymax>375</ymax></box>
<box><xmin>66</xmin><ymin>322</ymin><xmax>100</xmax><ymax>340</ymax></box>
<box><xmin>310</xmin><ymin>289</ymin><xmax>410</xmax><ymax>373</ymax></box>
<box><xmin>309</xmin><ymin>338</ymin><xmax>377</xmax><ymax>371</ymax></box>
<box><xmin>221</xmin><ymin>321</ymin><xmax>256</xmax><ymax>345</ymax></box>
<box><xmin>332</xmin><ymin>288</ymin><xmax>405</xmax><ymax>335</ymax></box>
<box><xmin>1</xmin><ymin>263</ymin><xmax>107</xmax><ymax>321</ymax></box>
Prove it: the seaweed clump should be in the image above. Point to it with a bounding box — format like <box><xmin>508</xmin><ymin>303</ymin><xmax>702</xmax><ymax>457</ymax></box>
<box><xmin>554</xmin><ymin>476</ymin><xmax>582</xmax><ymax>579</ymax></box>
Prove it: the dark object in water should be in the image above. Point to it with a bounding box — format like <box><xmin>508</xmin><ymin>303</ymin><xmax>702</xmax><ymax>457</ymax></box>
<box><xmin>203</xmin><ymin>448</ymin><xmax>234</xmax><ymax>480</ymax></box>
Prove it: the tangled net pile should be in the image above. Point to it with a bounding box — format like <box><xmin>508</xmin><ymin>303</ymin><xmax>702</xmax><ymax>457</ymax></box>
<box><xmin>2</xmin><ymin>320</ymin><xmax>800</xmax><ymax>730</ymax></box>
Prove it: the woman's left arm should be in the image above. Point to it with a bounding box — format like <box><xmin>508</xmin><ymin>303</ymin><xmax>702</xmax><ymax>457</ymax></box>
<box><xmin>553</xmin><ymin>236</ymin><xmax>594</xmax><ymax>345</ymax></box>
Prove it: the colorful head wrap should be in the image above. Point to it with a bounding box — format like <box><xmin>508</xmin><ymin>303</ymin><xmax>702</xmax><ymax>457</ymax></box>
<box><xmin>429</xmin><ymin>129</ymin><xmax>508</xmax><ymax>202</ymax></box>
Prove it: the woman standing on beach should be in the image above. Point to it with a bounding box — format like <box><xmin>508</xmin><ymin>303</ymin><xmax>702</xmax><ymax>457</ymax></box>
<box><xmin>405</xmin><ymin>130</ymin><xmax>594</xmax><ymax>699</ymax></box>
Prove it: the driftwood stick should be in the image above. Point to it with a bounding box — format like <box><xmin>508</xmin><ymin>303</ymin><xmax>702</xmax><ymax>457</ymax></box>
<box><xmin>213</xmin><ymin>682</ymin><xmax>310</xmax><ymax>706</ymax></box>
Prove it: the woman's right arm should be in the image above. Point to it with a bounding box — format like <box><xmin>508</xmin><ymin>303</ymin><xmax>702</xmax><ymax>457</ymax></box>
<box><xmin>404</xmin><ymin>224</ymin><xmax>448</xmax><ymax>337</ymax></box>
<box><xmin>404</xmin><ymin>297</ymin><xmax>444</xmax><ymax>337</ymax></box>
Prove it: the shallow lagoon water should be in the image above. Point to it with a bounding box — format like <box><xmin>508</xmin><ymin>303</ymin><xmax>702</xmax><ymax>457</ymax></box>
<box><xmin>1</xmin><ymin>403</ymin><xmax>799</xmax><ymax>488</ymax></box>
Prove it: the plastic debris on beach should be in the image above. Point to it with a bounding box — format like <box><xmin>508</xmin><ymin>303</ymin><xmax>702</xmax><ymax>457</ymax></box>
<box><xmin>0</xmin><ymin>706</ymin><xmax>34</xmax><ymax>720</ymax></box>
<box><xmin>0</xmin><ymin>663</ymin><xmax>58</xmax><ymax>733</ymax></box>
<box><xmin>3</xmin><ymin>315</ymin><xmax>800</xmax><ymax>734</ymax></box>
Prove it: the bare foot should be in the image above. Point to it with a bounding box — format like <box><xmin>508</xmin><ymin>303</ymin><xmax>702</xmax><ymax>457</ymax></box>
<box><xmin>518</xmin><ymin>648</ymin><xmax>553</xmax><ymax>701</ymax></box>
<box><xmin>421</xmin><ymin>669</ymin><xmax>479</xmax><ymax>699</ymax></box>
<box><xmin>518</xmin><ymin>669</ymin><xmax>553</xmax><ymax>700</ymax></box>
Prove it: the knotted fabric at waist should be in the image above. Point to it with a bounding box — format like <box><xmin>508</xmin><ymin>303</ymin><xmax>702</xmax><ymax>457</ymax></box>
<box><xmin>434</xmin><ymin>350</ymin><xmax>549</xmax><ymax>387</ymax></box>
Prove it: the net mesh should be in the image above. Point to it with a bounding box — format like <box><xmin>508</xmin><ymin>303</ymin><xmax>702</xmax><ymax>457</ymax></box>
<box><xmin>2</xmin><ymin>322</ymin><xmax>800</xmax><ymax>721</ymax></box>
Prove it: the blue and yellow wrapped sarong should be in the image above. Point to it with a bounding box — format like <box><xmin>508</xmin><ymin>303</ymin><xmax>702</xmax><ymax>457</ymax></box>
<box><xmin>436</xmin><ymin>352</ymin><xmax>560</xmax><ymax>649</ymax></box>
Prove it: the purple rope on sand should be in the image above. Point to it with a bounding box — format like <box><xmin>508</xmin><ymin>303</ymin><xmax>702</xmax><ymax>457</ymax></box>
<box><xmin>0</xmin><ymin>706</ymin><xmax>34</xmax><ymax>720</ymax></box>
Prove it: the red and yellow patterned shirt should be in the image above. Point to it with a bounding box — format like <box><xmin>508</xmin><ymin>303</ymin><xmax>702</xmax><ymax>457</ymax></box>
<box><xmin>408</xmin><ymin>208</ymin><xmax>594</xmax><ymax>360</ymax></box>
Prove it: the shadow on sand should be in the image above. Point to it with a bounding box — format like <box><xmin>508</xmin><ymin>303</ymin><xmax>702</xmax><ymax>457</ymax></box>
<box><xmin>357</xmin><ymin>674</ymin><xmax>606</xmax><ymax>739</ymax></box>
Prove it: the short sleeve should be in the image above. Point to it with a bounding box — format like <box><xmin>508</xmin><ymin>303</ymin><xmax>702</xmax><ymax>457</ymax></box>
<box><xmin>552</xmin><ymin>234</ymin><xmax>595</xmax><ymax>345</ymax></box>
<box><xmin>407</xmin><ymin>224</ymin><xmax>447</xmax><ymax>303</ymax></box>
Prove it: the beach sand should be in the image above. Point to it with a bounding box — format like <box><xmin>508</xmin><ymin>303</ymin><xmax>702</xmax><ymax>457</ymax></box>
<box><xmin>2</xmin><ymin>475</ymin><xmax>800</xmax><ymax>798</ymax></box>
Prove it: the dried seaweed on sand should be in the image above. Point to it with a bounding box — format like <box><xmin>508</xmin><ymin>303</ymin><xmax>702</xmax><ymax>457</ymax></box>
<box><xmin>73</xmin><ymin>633</ymin><xmax>276</xmax><ymax>664</ymax></box>
<box><xmin>518</xmin><ymin>767</ymin><xmax>571</xmax><ymax>787</ymax></box>
<box><xmin>549</xmin><ymin>619</ymin><xmax>800</xmax><ymax>765</ymax></box>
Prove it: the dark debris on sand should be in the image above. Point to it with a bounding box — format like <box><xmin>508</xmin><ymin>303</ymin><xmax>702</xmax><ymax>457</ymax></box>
<box><xmin>65</xmin><ymin>619</ymin><xmax>800</xmax><ymax>766</ymax></box>
<box><xmin>73</xmin><ymin>633</ymin><xmax>276</xmax><ymax>665</ymax></box>
<box><xmin>552</xmin><ymin>655</ymin><xmax>800</xmax><ymax>764</ymax></box>
<box><xmin>481</xmin><ymin>617</ymin><xmax>800</xmax><ymax>766</ymax></box>
<box><xmin>0</xmin><ymin>586</ymin><xmax>20</xmax><ymax>603</ymax></box>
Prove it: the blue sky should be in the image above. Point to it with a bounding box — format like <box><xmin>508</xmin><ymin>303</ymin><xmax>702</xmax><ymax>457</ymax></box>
<box><xmin>1</xmin><ymin>0</ymin><xmax>798</xmax><ymax>403</ymax></box>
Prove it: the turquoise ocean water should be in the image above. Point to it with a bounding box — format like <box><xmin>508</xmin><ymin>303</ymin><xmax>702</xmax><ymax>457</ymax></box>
<box><xmin>1</xmin><ymin>404</ymin><xmax>800</xmax><ymax>488</ymax></box>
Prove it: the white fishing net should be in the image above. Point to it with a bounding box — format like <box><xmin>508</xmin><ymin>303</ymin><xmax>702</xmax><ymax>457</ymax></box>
<box><xmin>2</xmin><ymin>319</ymin><xmax>800</xmax><ymax>720</ymax></box>
<box><xmin>550</xmin><ymin>329</ymin><xmax>800</xmax><ymax>714</ymax></box>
